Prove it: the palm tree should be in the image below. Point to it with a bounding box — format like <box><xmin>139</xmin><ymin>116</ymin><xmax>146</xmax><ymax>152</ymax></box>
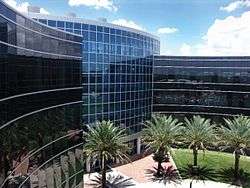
<box><xmin>142</xmin><ymin>114</ymin><xmax>182</xmax><ymax>176</ymax></box>
<box><xmin>182</xmin><ymin>115</ymin><xmax>216</xmax><ymax>167</ymax></box>
<box><xmin>179</xmin><ymin>165</ymin><xmax>217</xmax><ymax>188</ymax></box>
<box><xmin>83</xmin><ymin>120</ymin><xmax>130</xmax><ymax>188</ymax></box>
<box><xmin>218</xmin><ymin>115</ymin><xmax>250</xmax><ymax>184</ymax></box>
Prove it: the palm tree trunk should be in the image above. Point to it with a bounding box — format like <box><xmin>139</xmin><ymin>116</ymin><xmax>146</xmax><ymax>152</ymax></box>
<box><xmin>101</xmin><ymin>155</ymin><xmax>107</xmax><ymax>188</ymax></box>
<box><xmin>234</xmin><ymin>151</ymin><xmax>240</xmax><ymax>181</ymax></box>
<box><xmin>155</xmin><ymin>149</ymin><xmax>164</xmax><ymax>176</ymax></box>
<box><xmin>193</xmin><ymin>147</ymin><xmax>198</xmax><ymax>167</ymax></box>
<box><xmin>157</xmin><ymin>161</ymin><xmax>162</xmax><ymax>176</ymax></box>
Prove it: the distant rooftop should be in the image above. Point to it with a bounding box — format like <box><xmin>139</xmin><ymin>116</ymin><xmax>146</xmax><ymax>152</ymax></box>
<box><xmin>26</xmin><ymin>6</ymin><xmax>159</xmax><ymax>40</ymax></box>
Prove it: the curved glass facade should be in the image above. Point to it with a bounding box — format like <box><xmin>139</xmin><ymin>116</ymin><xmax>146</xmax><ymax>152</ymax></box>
<box><xmin>31</xmin><ymin>14</ymin><xmax>160</xmax><ymax>134</ymax></box>
<box><xmin>0</xmin><ymin>1</ymin><xmax>83</xmax><ymax>187</ymax></box>
<box><xmin>153</xmin><ymin>56</ymin><xmax>250</xmax><ymax>118</ymax></box>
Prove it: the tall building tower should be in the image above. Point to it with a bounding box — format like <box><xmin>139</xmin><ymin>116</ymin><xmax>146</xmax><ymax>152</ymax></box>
<box><xmin>28</xmin><ymin>9</ymin><xmax>160</xmax><ymax>151</ymax></box>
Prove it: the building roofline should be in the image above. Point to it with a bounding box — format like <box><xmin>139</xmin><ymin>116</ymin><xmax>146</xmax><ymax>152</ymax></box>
<box><xmin>27</xmin><ymin>13</ymin><xmax>160</xmax><ymax>40</ymax></box>
<box><xmin>0</xmin><ymin>0</ymin><xmax>82</xmax><ymax>38</ymax></box>
<box><xmin>155</xmin><ymin>55</ymin><xmax>250</xmax><ymax>59</ymax></box>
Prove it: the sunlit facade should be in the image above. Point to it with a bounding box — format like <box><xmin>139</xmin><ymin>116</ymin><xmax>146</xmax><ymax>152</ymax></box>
<box><xmin>30</xmin><ymin>13</ymin><xmax>160</xmax><ymax>136</ymax></box>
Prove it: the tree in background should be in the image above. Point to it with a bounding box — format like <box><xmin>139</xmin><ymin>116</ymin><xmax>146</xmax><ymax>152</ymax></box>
<box><xmin>83</xmin><ymin>120</ymin><xmax>130</xmax><ymax>188</ymax></box>
<box><xmin>182</xmin><ymin>115</ymin><xmax>216</xmax><ymax>167</ymax></box>
<box><xmin>218</xmin><ymin>115</ymin><xmax>250</xmax><ymax>185</ymax></box>
<box><xmin>142</xmin><ymin>114</ymin><xmax>182</xmax><ymax>176</ymax></box>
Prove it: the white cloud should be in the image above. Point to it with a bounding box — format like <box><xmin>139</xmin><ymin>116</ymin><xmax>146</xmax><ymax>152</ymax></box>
<box><xmin>4</xmin><ymin>0</ymin><xmax>29</xmax><ymax>12</ymax></box>
<box><xmin>40</xmin><ymin>8</ymin><xmax>50</xmax><ymax>15</ymax></box>
<box><xmin>4</xmin><ymin>0</ymin><xmax>49</xmax><ymax>14</ymax></box>
<box><xmin>180</xmin><ymin>43</ymin><xmax>192</xmax><ymax>56</ymax></box>
<box><xmin>111</xmin><ymin>19</ymin><xmax>145</xmax><ymax>31</ymax></box>
<box><xmin>157</xmin><ymin>27</ymin><xmax>178</xmax><ymax>34</ymax></box>
<box><xmin>220</xmin><ymin>0</ymin><xmax>250</xmax><ymax>12</ymax></box>
<box><xmin>68</xmin><ymin>0</ymin><xmax>117</xmax><ymax>12</ymax></box>
<box><xmin>179</xmin><ymin>11</ymin><xmax>250</xmax><ymax>56</ymax></box>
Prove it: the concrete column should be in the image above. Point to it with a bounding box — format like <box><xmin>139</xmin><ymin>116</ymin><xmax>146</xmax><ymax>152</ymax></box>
<box><xmin>86</xmin><ymin>157</ymin><xmax>91</xmax><ymax>172</ymax></box>
<box><xmin>136</xmin><ymin>137</ymin><xmax>141</xmax><ymax>155</ymax></box>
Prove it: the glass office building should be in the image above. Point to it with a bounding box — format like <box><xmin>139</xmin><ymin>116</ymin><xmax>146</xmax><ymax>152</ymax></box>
<box><xmin>0</xmin><ymin>1</ymin><xmax>83</xmax><ymax>187</ymax></box>
<box><xmin>153</xmin><ymin>56</ymin><xmax>250</xmax><ymax>119</ymax></box>
<box><xmin>29</xmin><ymin>13</ymin><xmax>160</xmax><ymax>137</ymax></box>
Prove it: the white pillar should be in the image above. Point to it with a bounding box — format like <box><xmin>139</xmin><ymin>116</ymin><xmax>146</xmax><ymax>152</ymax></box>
<box><xmin>86</xmin><ymin>157</ymin><xmax>91</xmax><ymax>172</ymax></box>
<box><xmin>136</xmin><ymin>137</ymin><xmax>141</xmax><ymax>155</ymax></box>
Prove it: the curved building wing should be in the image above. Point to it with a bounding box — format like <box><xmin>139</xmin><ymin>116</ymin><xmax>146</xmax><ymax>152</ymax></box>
<box><xmin>0</xmin><ymin>1</ymin><xmax>83</xmax><ymax>187</ymax></box>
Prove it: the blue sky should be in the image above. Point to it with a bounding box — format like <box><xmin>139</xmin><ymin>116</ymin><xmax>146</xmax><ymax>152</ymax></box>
<box><xmin>4</xmin><ymin>0</ymin><xmax>250</xmax><ymax>56</ymax></box>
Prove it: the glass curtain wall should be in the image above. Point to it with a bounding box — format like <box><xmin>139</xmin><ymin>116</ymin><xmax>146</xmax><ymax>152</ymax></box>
<box><xmin>0</xmin><ymin>2</ymin><xmax>83</xmax><ymax>187</ymax></box>
<box><xmin>153</xmin><ymin>56</ymin><xmax>250</xmax><ymax>118</ymax></box>
<box><xmin>33</xmin><ymin>15</ymin><xmax>160</xmax><ymax>134</ymax></box>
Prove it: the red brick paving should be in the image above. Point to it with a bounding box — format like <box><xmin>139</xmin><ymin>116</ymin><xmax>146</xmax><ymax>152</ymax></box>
<box><xmin>114</xmin><ymin>154</ymin><xmax>173</xmax><ymax>183</ymax></box>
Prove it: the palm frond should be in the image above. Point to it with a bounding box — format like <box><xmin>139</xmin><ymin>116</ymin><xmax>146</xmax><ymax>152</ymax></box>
<box><xmin>87</xmin><ymin>174</ymin><xmax>135</xmax><ymax>188</ymax></box>
<box><xmin>182</xmin><ymin>115</ymin><xmax>216</xmax><ymax>151</ymax></box>
<box><xmin>146</xmin><ymin>165</ymin><xmax>181</xmax><ymax>185</ymax></box>
<box><xmin>83</xmin><ymin>120</ymin><xmax>130</xmax><ymax>169</ymax></box>
<box><xmin>142</xmin><ymin>114</ymin><xmax>183</xmax><ymax>153</ymax></box>
<box><xmin>218</xmin><ymin>115</ymin><xmax>250</xmax><ymax>153</ymax></box>
<box><xmin>179</xmin><ymin>165</ymin><xmax>217</xmax><ymax>182</ymax></box>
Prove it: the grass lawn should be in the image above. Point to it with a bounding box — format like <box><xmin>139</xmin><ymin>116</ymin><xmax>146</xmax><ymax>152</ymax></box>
<box><xmin>172</xmin><ymin>149</ymin><xmax>250</xmax><ymax>187</ymax></box>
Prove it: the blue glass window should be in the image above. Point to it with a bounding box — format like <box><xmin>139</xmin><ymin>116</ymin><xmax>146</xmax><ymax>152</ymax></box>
<box><xmin>83</xmin><ymin>53</ymin><xmax>88</xmax><ymax>62</ymax></box>
<box><xmin>74</xmin><ymin>22</ymin><xmax>81</xmax><ymax>29</ymax></box>
<box><xmin>104</xmin><ymin>55</ymin><xmax>109</xmax><ymax>63</ymax></box>
<box><xmin>122</xmin><ymin>37</ymin><xmax>126</xmax><ymax>45</ymax></box>
<box><xmin>116</xmin><ymin>36</ymin><xmax>121</xmax><ymax>45</ymax></box>
<box><xmin>66</xmin><ymin>22</ymin><xmax>73</xmax><ymax>28</ymax></box>
<box><xmin>82</xmin><ymin>23</ymin><xmax>88</xmax><ymax>30</ymax></box>
<box><xmin>97</xmin><ymin>26</ymin><xmax>103</xmax><ymax>32</ymax></box>
<box><xmin>104</xmin><ymin>34</ymin><xmax>109</xmax><ymax>43</ymax></box>
<box><xmin>110</xmin><ymin>35</ymin><xmax>115</xmax><ymax>44</ymax></box>
<box><xmin>116</xmin><ymin>46</ymin><xmax>121</xmax><ymax>55</ymax></box>
<box><xmin>110</xmin><ymin>45</ymin><xmax>115</xmax><ymax>54</ymax></box>
<box><xmin>104</xmin><ymin>27</ymin><xmax>109</xmax><ymax>33</ymax></box>
<box><xmin>97</xmin><ymin>32</ymin><xmax>103</xmax><ymax>42</ymax></box>
<box><xmin>110</xmin><ymin>28</ymin><xmax>115</xmax><ymax>34</ymax></box>
<box><xmin>116</xmin><ymin>29</ymin><xmax>121</xmax><ymax>35</ymax></box>
<box><xmin>57</xmin><ymin>21</ymin><xmax>65</xmax><ymax>28</ymax></box>
<box><xmin>128</xmin><ymin>38</ymin><xmax>132</xmax><ymax>46</ymax></box>
<box><xmin>90</xmin><ymin>53</ymin><xmax>96</xmax><ymax>62</ymax></box>
<box><xmin>38</xmin><ymin>19</ymin><xmax>47</xmax><ymax>24</ymax></box>
<box><xmin>90</xmin><ymin>32</ymin><xmax>96</xmax><ymax>41</ymax></box>
<box><xmin>89</xmin><ymin>63</ymin><xmax>96</xmax><ymax>72</ymax></box>
<box><xmin>82</xmin><ymin>31</ymin><xmax>89</xmax><ymax>40</ymax></box>
<box><xmin>122</xmin><ymin>30</ymin><xmax>127</xmax><ymax>36</ymax></box>
<box><xmin>97</xmin><ymin>54</ymin><xmax>103</xmax><ymax>62</ymax></box>
<box><xmin>90</xmin><ymin>25</ymin><xmax>96</xmax><ymax>31</ymax></box>
<box><xmin>104</xmin><ymin>44</ymin><xmax>109</xmax><ymax>54</ymax></box>
<box><xmin>97</xmin><ymin>43</ymin><xmax>104</xmax><ymax>53</ymax></box>
<box><xmin>83</xmin><ymin>42</ymin><xmax>89</xmax><ymax>52</ymax></box>
<box><xmin>89</xmin><ymin>42</ymin><xmax>96</xmax><ymax>52</ymax></box>
<box><xmin>48</xmin><ymin>20</ymin><xmax>56</xmax><ymax>27</ymax></box>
